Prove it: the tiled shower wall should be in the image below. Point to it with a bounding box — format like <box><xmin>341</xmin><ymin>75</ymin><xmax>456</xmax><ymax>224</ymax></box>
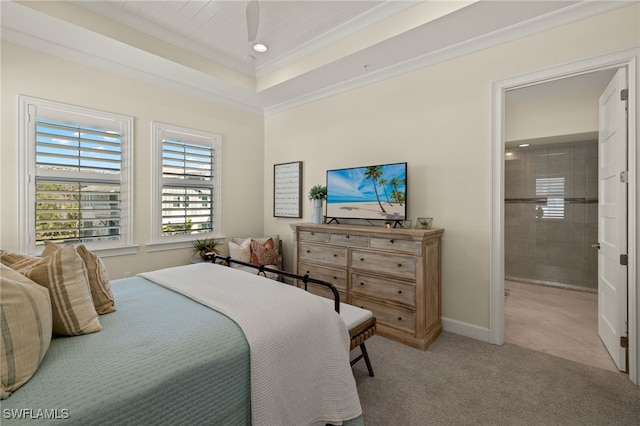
<box><xmin>504</xmin><ymin>141</ymin><xmax>598</xmax><ymax>290</ymax></box>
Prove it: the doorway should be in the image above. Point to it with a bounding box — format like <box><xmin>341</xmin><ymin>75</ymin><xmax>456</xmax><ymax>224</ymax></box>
<box><xmin>503</xmin><ymin>72</ymin><xmax>614</xmax><ymax>370</ymax></box>
<box><xmin>489</xmin><ymin>48</ymin><xmax>638</xmax><ymax>385</ymax></box>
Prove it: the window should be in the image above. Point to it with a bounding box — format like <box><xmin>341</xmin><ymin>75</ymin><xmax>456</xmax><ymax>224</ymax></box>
<box><xmin>536</xmin><ymin>177</ymin><xmax>565</xmax><ymax>219</ymax></box>
<box><xmin>19</xmin><ymin>96</ymin><xmax>134</xmax><ymax>255</ymax></box>
<box><xmin>150</xmin><ymin>122</ymin><xmax>221</xmax><ymax>247</ymax></box>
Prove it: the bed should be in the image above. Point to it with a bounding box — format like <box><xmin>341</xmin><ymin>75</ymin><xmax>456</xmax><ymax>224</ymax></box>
<box><xmin>1</xmin><ymin>260</ymin><xmax>364</xmax><ymax>426</ymax></box>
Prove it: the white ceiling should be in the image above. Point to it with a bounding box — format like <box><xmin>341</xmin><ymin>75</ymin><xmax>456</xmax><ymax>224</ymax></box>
<box><xmin>1</xmin><ymin>1</ymin><xmax>633</xmax><ymax>113</ymax></box>
<box><xmin>74</xmin><ymin>0</ymin><xmax>421</xmax><ymax>77</ymax></box>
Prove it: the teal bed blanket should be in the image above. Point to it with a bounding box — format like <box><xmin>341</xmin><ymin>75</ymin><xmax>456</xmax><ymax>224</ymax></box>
<box><xmin>2</xmin><ymin>276</ymin><xmax>364</xmax><ymax>426</ymax></box>
<box><xmin>2</xmin><ymin>276</ymin><xmax>251</xmax><ymax>425</ymax></box>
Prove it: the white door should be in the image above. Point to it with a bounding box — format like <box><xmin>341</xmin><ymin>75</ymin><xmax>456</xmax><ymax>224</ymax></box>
<box><xmin>598</xmin><ymin>68</ymin><xmax>628</xmax><ymax>372</ymax></box>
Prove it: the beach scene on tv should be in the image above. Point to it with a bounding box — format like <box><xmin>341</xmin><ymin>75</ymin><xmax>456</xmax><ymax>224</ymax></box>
<box><xmin>326</xmin><ymin>163</ymin><xmax>407</xmax><ymax>220</ymax></box>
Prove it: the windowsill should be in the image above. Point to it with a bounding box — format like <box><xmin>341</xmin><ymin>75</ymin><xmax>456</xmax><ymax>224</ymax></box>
<box><xmin>90</xmin><ymin>245</ymin><xmax>140</xmax><ymax>258</ymax></box>
<box><xmin>146</xmin><ymin>236</ymin><xmax>225</xmax><ymax>253</ymax></box>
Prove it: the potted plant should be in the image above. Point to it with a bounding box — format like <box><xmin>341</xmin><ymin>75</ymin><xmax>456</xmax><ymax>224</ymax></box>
<box><xmin>308</xmin><ymin>185</ymin><xmax>327</xmax><ymax>201</ymax></box>
<box><xmin>308</xmin><ymin>185</ymin><xmax>327</xmax><ymax>224</ymax></box>
<box><xmin>192</xmin><ymin>237</ymin><xmax>220</xmax><ymax>261</ymax></box>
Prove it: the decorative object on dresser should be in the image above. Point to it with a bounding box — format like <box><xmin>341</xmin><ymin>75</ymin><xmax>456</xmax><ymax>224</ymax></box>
<box><xmin>416</xmin><ymin>217</ymin><xmax>433</xmax><ymax>229</ymax></box>
<box><xmin>308</xmin><ymin>184</ymin><xmax>327</xmax><ymax>224</ymax></box>
<box><xmin>291</xmin><ymin>223</ymin><xmax>444</xmax><ymax>350</ymax></box>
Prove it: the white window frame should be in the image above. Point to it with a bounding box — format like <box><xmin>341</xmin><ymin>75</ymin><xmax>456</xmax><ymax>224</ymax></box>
<box><xmin>18</xmin><ymin>96</ymin><xmax>136</xmax><ymax>257</ymax></box>
<box><xmin>148</xmin><ymin>122</ymin><xmax>221</xmax><ymax>251</ymax></box>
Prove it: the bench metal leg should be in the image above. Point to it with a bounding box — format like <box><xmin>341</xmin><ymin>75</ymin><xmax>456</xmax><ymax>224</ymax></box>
<box><xmin>350</xmin><ymin>342</ymin><xmax>374</xmax><ymax>377</ymax></box>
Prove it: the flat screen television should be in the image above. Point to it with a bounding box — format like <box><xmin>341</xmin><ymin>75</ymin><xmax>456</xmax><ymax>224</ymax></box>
<box><xmin>326</xmin><ymin>162</ymin><xmax>407</xmax><ymax>222</ymax></box>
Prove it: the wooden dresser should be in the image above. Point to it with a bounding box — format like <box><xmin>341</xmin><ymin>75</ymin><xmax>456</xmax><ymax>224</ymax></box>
<box><xmin>291</xmin><ymin>223</ymin><xmax>444</xmax><ymax>350</ymax></box>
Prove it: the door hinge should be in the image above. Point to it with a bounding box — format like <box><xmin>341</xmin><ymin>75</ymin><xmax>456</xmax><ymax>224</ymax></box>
<box><xmin>621</xmin><ymin>336</ymin><xmax>629</xmax><ymax>348</ymax></box>
<box><xmin>620</xmin><ymin>89</ymin><xmax>628</xmax><ymax>101</ymax></box>
<box><xmin>620</xmin><ymin>254</ymin><xmax>628</xmax><ymax>266</ymax></box>
<box><xmin>620</xmin><ymin>171</ymin><xmax>628</xmax><ymax>183</ymax></box>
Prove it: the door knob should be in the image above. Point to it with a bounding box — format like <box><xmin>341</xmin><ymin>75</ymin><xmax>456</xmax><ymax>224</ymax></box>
<box><xmin>591</xmin><ymin>243</ymin><xmax>600</xmax><ymax>249</ymax></box>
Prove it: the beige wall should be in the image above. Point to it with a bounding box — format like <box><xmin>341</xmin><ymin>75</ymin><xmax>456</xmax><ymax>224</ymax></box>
<box><xmin>0</xmin><ymin>41</ymin><xmax>265</xmax><ymax>278</ymax></box>
<box><xmin>1</xmin><ymin>3</ymin><xmax>638</xmax><ymax>335</ymax></box>
<box><xmin>263</xmin><ymin>4</ymin><xmax>640</xmax><ymax>331</ymax></box>
<box><xmin>506</xmin><ymin>89</ymin><xmax>602</xmax><ymax>142</ymax></box>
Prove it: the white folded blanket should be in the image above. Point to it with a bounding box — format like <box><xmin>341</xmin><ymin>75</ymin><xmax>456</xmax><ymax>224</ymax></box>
<box><xmin>139</xmin><ymin>263</ymin><xmax>362</xmax><ymax>426</ymax></box>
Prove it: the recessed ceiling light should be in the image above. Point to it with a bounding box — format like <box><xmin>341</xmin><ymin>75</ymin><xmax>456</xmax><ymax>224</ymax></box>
<box><xmin>253</xmin><ymin>43</ymin><xmax>268</xmax><ymax>53</ymax></box>
<box><xmin>518</xmin><ymin>143</ymin><xmax>530</xmax><ymax>147</ymax></box>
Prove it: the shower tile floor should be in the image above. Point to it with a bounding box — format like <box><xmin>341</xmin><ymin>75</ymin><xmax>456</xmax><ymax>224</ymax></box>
<box><xmin>505</xmin><ymin>280</ymin><xmax>618</xmax><ymax>372</ymax></box>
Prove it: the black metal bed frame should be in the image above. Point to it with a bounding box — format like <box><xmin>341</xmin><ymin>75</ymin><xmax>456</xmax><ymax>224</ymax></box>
<box><xmin>212</xmin><ymin>255</ymin><xmax>341</xmax><ymax>313</ymax></box>
<box><xmin>211</xmin><ymin>254</ymin><xmax>376</xmax><ymax>377</ymax></box>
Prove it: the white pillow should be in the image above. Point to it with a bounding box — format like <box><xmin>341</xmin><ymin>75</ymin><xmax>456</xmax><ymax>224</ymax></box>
<box><xmin>228</xmin><ymin>238</ymin><xmax>251</xmax><ymax>268</ymax></box>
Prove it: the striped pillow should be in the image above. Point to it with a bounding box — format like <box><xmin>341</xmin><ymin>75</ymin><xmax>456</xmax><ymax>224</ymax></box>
<box><xmin>41</xmin><ymin>242</ymin><xmax>115</xmax><ymax>315</ymax></box>
<box><xmin>20</xmin><ymin>245</ymin><xmax>102</xmax><ymax>336</ymax></box>
<box><xmin>0</xmin><ymin>264</ymin><xmax>52</xmax><ymax>399</ymax></box>
<box><xmin>0</xmin><ymin>250</ymin><xmax>40</xmax><ymax>270</ymax></box>
<box><xmin>76</xmin><ymin>245</ymin><xmax>115</xmax><ymax>314</ymax></box>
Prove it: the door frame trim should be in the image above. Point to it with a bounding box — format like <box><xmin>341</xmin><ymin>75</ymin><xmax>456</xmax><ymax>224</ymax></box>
<box><xmin>490</xmin><ymin>47</ymin><xmax>638</xmax><ymax>384</ymax></box>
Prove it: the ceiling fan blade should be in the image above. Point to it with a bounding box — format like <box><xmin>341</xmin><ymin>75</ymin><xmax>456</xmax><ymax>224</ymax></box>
<box><xmin>246</xmin><ymin>0</ymin><xmax>260</xmax><ymax>42</ymax></box>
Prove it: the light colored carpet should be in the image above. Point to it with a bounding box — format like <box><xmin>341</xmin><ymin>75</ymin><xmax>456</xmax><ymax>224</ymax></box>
<box><xmin>504</xmin><ymin>280</ymin><xmax>617</xmax><ymax>372</ymax></box>
<box><xmin>352</xmin><ymin>333</ymin><xmax>640</xmax><ymax>425</ymax></box>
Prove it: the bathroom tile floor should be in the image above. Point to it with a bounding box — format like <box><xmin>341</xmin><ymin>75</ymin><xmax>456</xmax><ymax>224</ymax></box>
<box><xmin>505</xmin><ymin>280</ymin><xmax>619</xmax><ymax>372</ymax></box>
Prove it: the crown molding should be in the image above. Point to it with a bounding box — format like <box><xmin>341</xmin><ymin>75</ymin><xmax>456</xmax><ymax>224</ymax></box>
<box><xmin>263</xmin><ymin>1</ymin><xmax>634</xmax><ymax>114</ymax></box>
<box><xmin>2</xmin><ymin>1</ymin><xmax>634</xmax><ymax>116</ymax></box>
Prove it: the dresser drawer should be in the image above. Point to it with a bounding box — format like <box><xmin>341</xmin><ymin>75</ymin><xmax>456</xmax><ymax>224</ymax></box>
<box><xmin>351</xmin><ymin>272</ymin><xmax>415</xmax><ymax>306</ymax></box>
<box><xmin>350</xmin><ymin>249</ymin><xmax>416</xmax><ymax>279</ymax></box>
<box><xmin>298</xmin><ymin>230</ymin><xmax>330</xmax><ymax>242</ymax></box>
<box><xmin>299</xmin><ymin>262</ymin><xmax>347</xmax><ymax>290</ymax></box>
<box><xmin>330</xmin><ymin>233</ymin><xmax>368</xmax><ymax>247</ymax></box>
<box><xmin>305</xmin><ymin>283</ymin><xmax>347</xmax><ymax>305</ymax></box>
<box><xmin>351</xmin><ymin>296</ymin><xmax>415</xmax><ymax>334</ymax></box>
<box><xmin>299</xmin><ymin>242</ymin><xmax>347</xmax><ymax>266</ymax></box>
<box><xmin>370</xmin><ymin>237</ymin><xmax>421</xmax><ymax>255</ymax></box>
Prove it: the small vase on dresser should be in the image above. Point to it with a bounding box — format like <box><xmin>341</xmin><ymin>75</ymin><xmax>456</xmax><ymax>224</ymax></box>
<box><xmin>311</xmin><ymin>199</ymin><xmax>324</xmax><ymax>224</ymax></box>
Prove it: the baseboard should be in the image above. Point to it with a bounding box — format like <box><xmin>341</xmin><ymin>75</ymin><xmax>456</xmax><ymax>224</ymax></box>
<box><xmin>441</xmin><ymin>317</ymin><xmax>491</xmax><ymax>343</ymax></box>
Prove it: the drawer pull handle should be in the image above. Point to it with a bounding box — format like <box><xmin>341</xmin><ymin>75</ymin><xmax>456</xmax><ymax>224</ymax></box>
<box><xmin>397</xmin><ymin>263</ymin><xmax>402</xmax><ymax>267</ymax></box>
<box><xmin>397</xmin><ymin>317</ymin><xmax>402</xmax><ymax>321</ymax></box>
<box><xmin>360</xmin><ymin>282</ymin><xmax>364</xmax><ymax>286</ymax></box>
<box><xmin>390</xmin><ymin>239</ymin><xmax>394</xmax><ymax>243</ymax></box>
<box><xmin>311</xmin><ymin>232</ymin><xmax>314</xmax><ymax>235</ymax></box>
<box><xmin>397</xmin><ymin>290</ymin><xmax>402</xmax><ymax>294</ymax></box>
<box><xmin>360</xmin><ymin>258</ymin><xmax>364</xmax><ymax>261</ymax></box>
<box><xmin>306</xmin><ymin>250</ymin><xmax>311</xmax><ymax>253</ymax></box>
<box><xmin>346</xmin><ymin>235</ymin><xmax>350</xmax><ymax>239</ymax></box>
<box><xmin>333</xmin><ymin>254</ymin><xmax>337</xmax><ymax>257</ymax></box>
<box><xmin>333</xmin><ymin>276</ymin><xmax>337</xmax><ymax>280</ymax></box>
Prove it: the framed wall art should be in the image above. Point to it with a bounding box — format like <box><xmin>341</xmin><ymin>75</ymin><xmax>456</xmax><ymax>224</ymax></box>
<box><xmin>273</xmin><ymin>161</ymin><xmax>302</xmax><ymax>218</ymax></box>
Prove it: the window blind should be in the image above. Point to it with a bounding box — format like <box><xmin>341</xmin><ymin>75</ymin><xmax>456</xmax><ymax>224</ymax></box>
<box><xmin>34</xmin><ymin>118</ymin><xmax>123</xmax><ymax>245</ymax></box>
<box><xmin>161</xmin><ymin>139</ymin><xmax>214</xmax><ymax>236</ymax></box>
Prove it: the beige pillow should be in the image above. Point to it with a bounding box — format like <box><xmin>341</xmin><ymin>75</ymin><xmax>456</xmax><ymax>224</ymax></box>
<box><xmin>0</xmin><ymin>251</ymin><xmax>40</xmax><ymax>271</ymax></box>
<box><xmin>40</xmin><ymin>242</ymin><xmax>115</xmax><ymax>315</ymax></box>
<box><xmin>228</xmin><ymin>238</ymin><xmax>251</xmax><ymax>268</ymax></box>
<box><xmin>20</xmin><ymin>244</ymin><xmax>102</xmax><ymax>336</ymax></box>
<box><xmin>76</xmin><ymin>245</ymin><xmax>115</xmax><ymax>314</ymax></box>
<box><xmin>1</xmin><ymin>264</ymin><xmax>53</xmax><ymax>399</ymax></box>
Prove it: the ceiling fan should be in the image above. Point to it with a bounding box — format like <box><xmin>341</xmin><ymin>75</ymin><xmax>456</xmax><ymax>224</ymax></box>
<box><xmin>246</xmin><ymin>0</ymin><xmax>260</xmax><ymax>43</ymax></box>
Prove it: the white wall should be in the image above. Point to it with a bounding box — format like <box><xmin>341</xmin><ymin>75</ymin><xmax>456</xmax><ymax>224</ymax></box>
<box><xmin>263</xmin><ymin>4</ymin><xmax>640</xmax><ymax>333</ymax></box>
<box><xmin>0</xmin><ymin>41</ymin><xmax>266</xmax><ymax>278</ymax></box>
<box><xmin>506</xmin><ymin>89</ymin><xmax>602</xmax><ymax>142</ymax></box>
